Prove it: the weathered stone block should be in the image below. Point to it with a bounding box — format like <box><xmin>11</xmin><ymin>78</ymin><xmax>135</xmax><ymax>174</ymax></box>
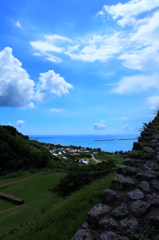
<box><xmin>143</xmin><ymin>161</ymin><xmax>159</xmax><ymax>171</ymax></box>
<box><xmin>139</xmin><ymin>181</ymin><xmax>151</xmax><ymax>193</ymax></box>
<box><xmin>100</xmin><ymin>231</ymin><xmax>118</xmax><ymax>240</ymax></box>
<box><xmin>127</xmin><ymin>189</ymin><xmax>144</xmax><ymax>200</ymax></box>
<box><xmin>147</xmin><ymin>193</ymin><xmax>159</xmax><ymax>206</ymax></box>
<box><xmin>117</xmin><ymin>165</ymin><xmax>139</xmax><ymax>177</ymax></box>
<box><xmin>151</xmin><ymin>179</ymin><xmax>159</xmax><ymax>192</ymax></box>
<box><xmin>111</xmin><ymin>204</ymin><xmax>129</xmax><ymax>219</ymax></box>
<box><xmin>98</xmin><ymin>218</ymin><xmax>118</xmax><ymax>231</ymax></box>
<box><xmin>71</xmin><ymin>229</ymin><xmax>93</xmax><ymax>240</ymax></box>
<box><xmin>102</xmin><ymin>189</ymin><xmax>121</xmax><ymax>205</ymax></box>
<box><xmin>119</xmin><ymin>218</ymin><xmax>138</xmax><ymax>236</ymax></box>
<box><xmin>136</xmin><ymin>170</ymin><xmax>158</xmax><ymax>181</ymax></box>
<box><xmin>130</xmin><ymin>200</ymin><xmax>151</xmax><ymax>217</ymax></box>
<box><xmin>133</xmin><ymin>142</ymin><xmax>142</xmax><ymax>150</ymax></box>
<box><xmin>113</xmin><ymin>174</ymin><xmax>136</xmax><ymax>190</ymax></box>
<box><xmin>87</xmin><ymin>203</ymin><xmax>112</xmax><ymax>225</ymax></box>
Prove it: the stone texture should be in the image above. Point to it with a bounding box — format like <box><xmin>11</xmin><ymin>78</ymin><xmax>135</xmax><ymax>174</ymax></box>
<box><xmin>71</xmin><ymin>229</ymin><xmax>93</xmax><ymax>240</ymax></box>
<box><xmin>119</xmin><ymin>218</ymin><xmax>138</xmax><ymax>235</ymax></box>
<box><xmin>100</xmin><ymin>231</ymin><xmax>118</xmax><ymax>240</ymax></box>
<box><xmin>111</xmin><ymin>204</ymin><xmax>129</xmax><ymax>219</ymax></box>
<box><xmin>139</xmin><ymin>181</ymin><xmax>151</xmax><ymax>193</ymax></box>
<box><xmin>150</xmin><ymin>139</ymin><xmax>158</xmax><ymax>143</ymax></box>
<box><xmin>102</xmin><ymin>189</ymin><xmax>121</xmax><ymax>204</ymax></box>
<box><xmin>143</xmin><ymin>161</ymin><xmax>159</xmax><ymax>171</ymax></box>
<box><xmin>136</xmin><ymin>170</ymin><xmax>158</xmax><ymax>181</ymax></box>
<box><xmin>155</xmin><ymin>155</ymin><xmax>159</xmax><ymax>162</ymax></box>
<box><xmin>117</xmin><ymin>165</ymin><xmax>139</xmax><ymax>177</ymax></box>
<box><xmin>151</xmin><ymin>143</ymin><xmax>159</xmax><ymax>149</ymax></box>
<box><xmin>153</xmin><ymin>134</ymin><xmax>159</xmax><ymax>139</ymax></box>
<box><xmin>113</xmin><ymin>174</ymin><xmax>136</xmax><ymax>190</ymax></box>
<box><xmin>127</xmin><ymin>189</ymin><xmax>144</xmax><ymax>200</ymax></box>
<box><xmin>143</xmin><ymin>146</ymin><xmax>155</xmax><ymax>153</ymax></box>
<box><xmin>123</xmin><ymin>158</ymin><xmax>145</xmax><ymax>167</ymax></box>
<box><xmin>147</xmin><ymin>193</ymin><xmax>159</xmax><ymax>206</ymax></box>
<box><xmin>130</xmin><ymin>200</ymin><xmax>151</xmax><ymax>217</ymax></box>
<box><xmin>151</xmin><ymin>179</ymin><xmax>159</xmax><ymax>192</ymax></box>
<box><xmin>87</xmin><ymin>204</ymin><xmax>112</xmax><ymax>225</ymax></box>
<box><xmin>133</xmin><ymin>142</ymin><xmax>142</xmax><ymax>150</ymax></box>
<box><xmin>98</xmin><ymin>218</ymin><xmax>118</xmax><ymax>231</ymax></box>
<box><xmin>72</xmin><ymin>113</ymin><xmax>159</xmax><ymax>240</ymax></box>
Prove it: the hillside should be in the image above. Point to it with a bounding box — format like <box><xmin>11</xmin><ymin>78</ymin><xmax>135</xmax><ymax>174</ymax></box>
<box><xmin>0</xmin><ymin>125</ymin><xmax>56</xmax><ymax>174</ymax></box>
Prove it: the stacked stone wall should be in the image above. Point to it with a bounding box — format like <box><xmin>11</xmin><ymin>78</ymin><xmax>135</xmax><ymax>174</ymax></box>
<box><xmin>72</xmin><ymin>114</ymin><xmax>159</xmax><ymax>240</ymax></box>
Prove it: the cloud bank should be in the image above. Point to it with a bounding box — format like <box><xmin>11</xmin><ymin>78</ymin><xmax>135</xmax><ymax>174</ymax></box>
<box><xmin>0</xmin><ymin>47</ymin><xmax>73</xmax><ymax>108</ymax></box>
<box><xmin>0</xmin><ymin>47</ymin><xmax>35</xmax><ymax>107</ymax></box>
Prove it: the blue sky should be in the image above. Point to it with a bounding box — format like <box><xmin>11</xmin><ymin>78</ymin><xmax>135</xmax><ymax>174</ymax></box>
<box><xmin>0</xmin><ymin>0</ymin><xmax>159</xmax><ymax>135</ymax></box>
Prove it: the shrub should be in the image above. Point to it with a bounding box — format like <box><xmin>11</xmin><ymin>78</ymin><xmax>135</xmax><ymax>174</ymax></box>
<box><xmin>52</xmin><ymin>168</ymin><xmax>92</xmax><ymax>197</ymax></box>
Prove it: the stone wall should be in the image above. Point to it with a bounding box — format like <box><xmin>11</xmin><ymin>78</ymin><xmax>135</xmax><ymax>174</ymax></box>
<box><xmin>72</xmin><ymin>114</ymin><xmax>159</xmax><ymax>240</ymax></box>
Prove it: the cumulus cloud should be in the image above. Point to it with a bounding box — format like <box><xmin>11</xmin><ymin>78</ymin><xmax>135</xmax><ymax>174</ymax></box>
<box><xmin>35</xmin><ymin>70</ymin><xmax>73</xmax><ymax>103</ymax></box>
<box><xmin>50</xmin><ymin>108</ymin><xmax>63</xmax><ymax>112</ymax></box>
<box><xmin>94</xmin><ymin>121</ymin><xmax>106</xmax><ymax>130</ymax></box>
<box><xmin>111</xmin><ymin>74</ymin><xmax>159</xmax><ymax>94</ymax></box>
<box><xmin>0</xmin><ymin>47</ymin><xmax>35</xmax><ymax>107</ymax></box>
<box><xmin>0</xmin><ymin>47</ymin><xmax>73</xmax><ymax>108</ymax></box>
<box><xmin>147</xmin><ymin>96</ymin><xmax>159</xmax><ymax>109</ymax></box>
<box><xmin>16</xmin><ymin>119</ymin><xmax>25</xmax><ymax>127</ymax></box>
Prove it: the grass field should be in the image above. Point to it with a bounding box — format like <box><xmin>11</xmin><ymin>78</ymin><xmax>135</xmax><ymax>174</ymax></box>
<box><xmin>0</xmin><ymin>171</ymin><xmax>115</xmax><ymax>240</ymax></box>
<box><xmin>0</xmin><ymin>171</ymin><xmax>66</xmax><ymax>236</ymax></box>
<box><xmin>0</xmin><ymin>154</ymin><xmax>124</xmax><ymax>240</ymax></box>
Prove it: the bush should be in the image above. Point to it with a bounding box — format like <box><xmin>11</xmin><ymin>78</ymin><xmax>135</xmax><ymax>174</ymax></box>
<box><xmin>52</xmin><ymin>167</ymin><xmax>92</xmax><ymax>197</ymax></box>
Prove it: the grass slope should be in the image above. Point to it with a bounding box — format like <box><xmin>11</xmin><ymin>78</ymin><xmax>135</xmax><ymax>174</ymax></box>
<box><xmin>0</xmin><ymin>172</ymin><xmax>115</xmax><ymax>240</ymax></box>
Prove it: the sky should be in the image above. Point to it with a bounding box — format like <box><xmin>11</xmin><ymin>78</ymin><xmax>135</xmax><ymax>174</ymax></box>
<box><xmin>0</xmin><ymin>0</ymin><xmax>159</xmax><ymax>135</ymax></box>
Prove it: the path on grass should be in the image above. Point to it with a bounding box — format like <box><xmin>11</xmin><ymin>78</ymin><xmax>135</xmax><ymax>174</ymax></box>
<box><xmin>91</xmin><ymin>154</ymin><xmax>101</xmax><ymax>163</ymax></box>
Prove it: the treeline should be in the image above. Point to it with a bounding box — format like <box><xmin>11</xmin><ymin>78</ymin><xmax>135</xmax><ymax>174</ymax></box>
<box><xmin>0</xmin><ymin>125</ymin><xmax>57</xmax><ymax>175</ymax></box>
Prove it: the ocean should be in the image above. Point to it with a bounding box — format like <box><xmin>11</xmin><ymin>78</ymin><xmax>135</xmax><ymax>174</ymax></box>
<box><xmin>29</xmin><ymin>134</ymin><xmax>139</xmax><ymax>152</ymax></box>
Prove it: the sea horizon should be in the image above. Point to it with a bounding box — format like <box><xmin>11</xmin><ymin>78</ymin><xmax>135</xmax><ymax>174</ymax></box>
<box><xmin>29</xmin><ymin>133</ymin><xmax>139</xmax><ymax>152</ymax></box>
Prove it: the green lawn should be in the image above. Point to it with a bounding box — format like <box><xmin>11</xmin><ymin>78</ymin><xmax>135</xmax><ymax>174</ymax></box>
<box><xmin>0</xmin><ymin>172</ymin><xmax>66</xmax><ymax>236</ymax></box>
<box><xmin>2</xmin><ymin>172</ymin><xmax>115</xmax><ymax>240</ymax></box>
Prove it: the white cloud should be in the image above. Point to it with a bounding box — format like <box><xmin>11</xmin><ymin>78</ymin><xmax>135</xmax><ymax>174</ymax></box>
<box><xmin>35</xmin><ymin>70</ymin><xmax>73</xmax><ymax>103</ymax></box>
<box><xmin>119</xmin><ymin>11</ymin><xmax>159</xmax><ymax>70</ymax></box>
<box><xmin>16</xmin><ymin>119</ymin><xmax>25</xmax><ymax>127</ymax></box>
<box><xmin>111</xmin><ymin>74</ymin><xmax>159</xmax><ymax>94</ymax></box>
<box><xmin>50</xmin><ymin>108</ymin><xmax>63</xmax><ymax>112</ymax></box>
<box><xmin>65</xmin><ymin>33</ymin><xmax>122</xmax><ymax>62</ymax></box>
<box><xmin>121</xmin><ymin>124</ymin><xmax>130</xmax><ymax>131</ymax></box>
<box><xmin>0</xmin><ymin>47</ymin><xmax>35</xmax><ymax>107</ymax></box>
<box><xmin>121</xmin><ymin>117</ymin><xmax>129</xmax><ymax>120</ymax></box>
<box><xmin>30</xmin><ymin>41</ymin><xmax>63</xmax><ymax>53</ymax></box>
<box><xmin>28</xmin><ymin>102</ymin><xmax>36</xmax><ymax>109</ymax></box>
<box><xmin>30</xmin><ymin>33</ymin><xmax>123</xmax><ymax>63</ymax></box>
<box><xmin>16</xmin><ymin>21</ymin><xmax>22</xmax><ymax>28</ymax></box>
<box><xmin>99</xmin><ymin>0</ymin><xmax>159</xmax><ymax>26</ymax></box>
<box><xmin>94</xmin><ymin>121</ymin><xmax>106</xmax><ymax>130</ymax></box>
<box><xmin>8</xmin><ymin>122</ymin><xmax>12</xmax><ymax>126</ymax></box>
<box><xmin>147</xmin><ymin>96</ymin><xmax>159</xmax><ymax>109</ymax></box>
<box><xmin>30</xmin><ymin>35</ymin><xmax>71</xmax><ymax>63</ymax></box>
<box><xmin>0</xmin><ymin>47</ymin><xmax>73</xmax><ymax>108</ymax></box>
